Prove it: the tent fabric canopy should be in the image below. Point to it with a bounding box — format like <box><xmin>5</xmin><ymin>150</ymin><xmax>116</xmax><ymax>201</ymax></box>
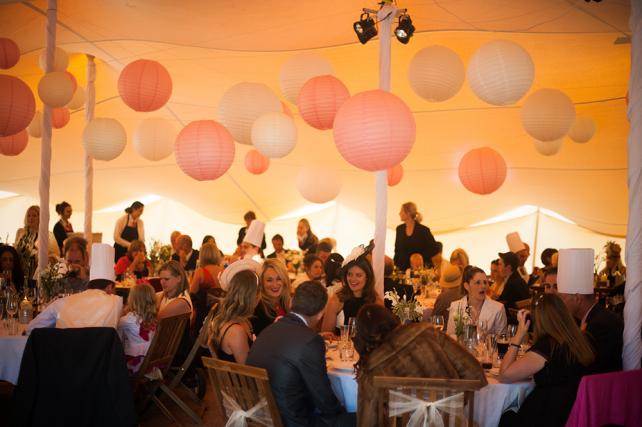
<box><xmin>0</xmin><ymin>0</ymin><xmax>631</xmax><ymax>237</ymax></box>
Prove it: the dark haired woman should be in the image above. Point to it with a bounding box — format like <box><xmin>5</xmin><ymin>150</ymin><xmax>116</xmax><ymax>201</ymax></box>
<box><xmin>354</xmin><ymin>303</ymin><xmax>487</xmax><ymax>426</ymax></box>
<box><xmin>113</xmin><ymin>201</ymin><xmax>145</xmax><ymax>262</ymax></box>
<box><xmin>114</xmin><ymin>240</ymin><xmax>152</xmax><ymax>281</ymax></box>
<box><xmin>53</xmin><ymin>201</ymin><xmax>73</xmax><ymax>254</ymax></box>
<box><xmin>324</xmin><ymin>253</ymin><xmax>344</xmax><ymax>295</ymax></box>
<box><xmin>0</xmin><ymin>245</ymin><xmax>25</xmax><ymax>292</ymax></box>
<box><xmin>498</xmin><ymin>294</ymin><xmax>595</xmax><ymax>426</ymax></box>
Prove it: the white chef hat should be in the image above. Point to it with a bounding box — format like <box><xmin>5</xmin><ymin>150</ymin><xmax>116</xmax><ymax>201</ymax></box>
<box><xmin>89</xmin><ymin>243</ymin><xmax>116</xmax><ymax>283</ymax></box>
<box><xmin>506</xmin><ymin>232</ymin><xmax>526</xmax><ymax>253</ymax></box>
<box><xmin>243</xmin><ymin>220</ymin><xmax>265</xmax><ymax>247</ymax></box>
<box><xmin>557</xmin><ymin>248</ymin><xmax>595</xmax><ymax>295</ymax></box>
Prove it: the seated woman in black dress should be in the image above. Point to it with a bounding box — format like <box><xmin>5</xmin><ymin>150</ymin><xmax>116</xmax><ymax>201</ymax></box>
<box><xmin>321</xmin><ymin>246</ymin><xmax>383</xmax><ymax>334</ymax></box>
<box><xmin>499</xmin><ymin>293</ymin><xmax>595</xmax><ymax>427</ymax></box>
<box><xmin>251</xmin><ymin>259</ymin><xmax>291</xmax><ymax>337</ymax></box>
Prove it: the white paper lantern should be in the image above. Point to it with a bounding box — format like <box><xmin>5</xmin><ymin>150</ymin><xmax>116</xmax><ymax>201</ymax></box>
<box><xmin>67</xmin><ymin>86</ymin><xmax>86</xmax><ymax>110</ymax></box>
<box><xmin>521</xmin><ymin>89</ymin><xmax>576</xmax><ymax>142</ymax></box>
<box><xmin>38</xmin><ymin>47</ymin><xmax>69</xmax><ymax>72</ymax></box>
<box><xmin>408</xmin><ymin>46</ymin><xmax>465</xmax><ymax>102</ymax></box>
<box><xmin>279</xmin><ymin>53</ymin><xmax>335</xmax><ymax>104</ymax></box>
<box><xmin>296</xmin><ymin>167</ymin><xmax>342</xmax><ymax>204</ymax></box>
<box><xmin>251</xmin><ymin>112</ymin><xmax>297</xmax><ymax>158</ymax></box>
<box><xmin>568</xmin><ymin>116</ymin><xmax>596</xmax><ymax>144</ymax></box>
<box><xmin>38</xmin><ymin>71</ymin><xmax>74</xmax><ymax>107</ymax></box>
<box><xmin>468</xmin><ymin>40</ymin><xmax>534</xmax><ymax>106</ymax></box>
<box><xmin>218</xmin><ymin>82</ymin><xmax>281</xmax><ymax>145</ymax></box>
<box><xmin>83</xmin><ymin>118</ymin><xmax>127</xmax><ymax>161</ymax></box>
<box><xmin>133</xmin><ymin>118</ymin><xmax>177</xmax><ymax>161</ymax></box>
<box><xmin>27</xmin><ymin>111</ymin><xmax>42</xmax><ymax>138</ymax></box>
<box><xmin>534</xmin><ymin>139</ymin><xmax>563</xmax><ymax>156</ymax></box>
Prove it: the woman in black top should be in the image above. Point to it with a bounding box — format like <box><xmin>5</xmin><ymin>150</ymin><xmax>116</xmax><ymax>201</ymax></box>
<box><xmin>53</xmin><ymin>201</ymin><xmax>73</xmax><ymax>254</ymax></box>
<box><xmin>296</xmin><ymin>218</ymin><xmax>318</xmax><ymax>253</ymax></box>
<box><xmin>393</xmin><ymin>202</ymin><xmax>437</xmax><ymax>271</ymax></box>
<box><xmin>498</xmin><ymin>294</ymin><xmax>595</xmax><ymax>427</ymax></box>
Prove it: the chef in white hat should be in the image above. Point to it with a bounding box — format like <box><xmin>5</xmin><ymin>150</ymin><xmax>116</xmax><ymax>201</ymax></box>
<box><xmin>506</xmin><ymin>232</ymin><xmax>530</xmax><ymax>283</ymax></box>
<box><xmin>27</xmin><ymin>243</ymin><xmax>123</xmax><ymax>333</ymax></box>
<box><xmin>556</xmin><ymin>248</ymin><xmax>623</xmax><ymax>373</ymax></box>
<box><xmin>240</xmin><ymin>220</ymin><xmax>265</xmax><ymax>264</ymax></box>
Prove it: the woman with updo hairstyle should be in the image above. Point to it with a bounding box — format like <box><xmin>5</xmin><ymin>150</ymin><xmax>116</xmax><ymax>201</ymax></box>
<box><xmin>251</xmin><ymin>259</ymin><xmax>291</xmax><ymax>336</ymax></box>
<box><xmin>53</xmin><ymin>201</ymin><xmax>73</xmax><ymax>254</ymax></box>
<box><xmin>393</xmin><ymin>202</ymin><xmax>437</xmax><ymax>271</ymax></box>
<box><xmin>599</xmin><ymin>241</ymin><xmax>626</xmax><ymax>287</ymax></box>
<box><xmin>113</xmin><ymin>201</ymin><xmax>145</xmax><ymax>262</ymax></box>
<box><xmin>354</xmin><ymin>303</ymin><xmax>486</xmax><ymax>426</ymax></box>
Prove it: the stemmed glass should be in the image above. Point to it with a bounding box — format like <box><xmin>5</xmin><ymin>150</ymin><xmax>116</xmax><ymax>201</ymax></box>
<box><xmin>431</xmin><ymin>315</ymin><xmax>445</xmax><ymax>332</ymax></box>
<box><xmin>6</xmin><ymin>293</ymin><xmax>19</xmax><ymax>334</ymax></box>
<box><xmin>347</xmin><ymin>317</ymin><xmax>357</xmax><ymax>339</ymax></box>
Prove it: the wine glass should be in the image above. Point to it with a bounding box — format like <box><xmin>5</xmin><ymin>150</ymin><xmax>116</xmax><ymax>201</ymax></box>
<box><xmin>6</xmin><ymin>293</ymin><xmax>18</xmax><ymax>333</ymax></box>
<box><xmin>432</xmin><ymin>315</ymin><xmax>445</xmax><ymax>332</ymax></box>
<box><xmin>347</xmin><ymin>317</ymin><xmax>357</xmax><ymax>339</ymax></box>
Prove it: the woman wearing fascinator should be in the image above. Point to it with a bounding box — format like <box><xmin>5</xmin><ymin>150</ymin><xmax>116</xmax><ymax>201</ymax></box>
<box><xmin>321</xmin><ymin>244</ymin><xmax>382</xmax><ymax>334</ymax></box>
<box><xmin>599</xmin><ymin>241</ymin><xmax>626</xmax><ymax>287</ymax></box>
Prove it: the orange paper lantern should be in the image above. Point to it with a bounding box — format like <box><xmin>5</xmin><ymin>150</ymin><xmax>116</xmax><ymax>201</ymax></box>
<box><xmin>387</xmin><ymin>164</ymin><xmax>404</xmax><ymax>186</ymax></box>
<box><xmin>298</xmin><ymin>75</ymin><xmax>350</xmax><ymax>130</ymax></box>
<box><xmin>118</xmin><ymin>59</ymin><xmax>172</xmax><ymax>112</ymax></box>
<box><xmin>52</xmin><ymin>107</ymin><xmax>70</xmax><ymax>129</ymax></box>
<box><xmin>0</xmin><ymin>38</ymin><xmax>20</xmax><ymax>69</ymax></box>
<box><xmin>0</xmin><ymin>129</ymin><xmax>28</xmax><ymax>156</ymax></box>
<box><xmin>458</xmin><ymin>147</ymin><xmax>507</xmax><ymax>195</ymax></box>
<box><xmin>175</xmin><ymin>120</ymin><xmax>235</xmax><ymax>181</ymax></box>
<box><xmin>0</xmin><ymin>75</ymin><xmax>35</xmax><ymax>137</ymax></box>
<box><xmin>333</xmin><ymin>90</ymin><xmax>415</xmax><ymax>172</ymax></box>
<box><xmin>245</xmin><ymin>149</ymin><xmax>270</xmax><ymax>174</ymax></box>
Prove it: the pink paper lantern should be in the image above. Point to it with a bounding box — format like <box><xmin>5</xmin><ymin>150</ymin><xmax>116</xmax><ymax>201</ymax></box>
<box><xmin>458</xmin><ymin>147</ymin><xmax>507</xmax><ymax>195</ymax></box>
<box><xmin>0</xmin><ymin>38</ymin><xmax>20</xmax><ymax>69</ymax></box>
<box><xmin>52</xmin><ymin>107</ymin><xmax>70</xmax><ymax>129</ymax></box>
<box><xmin>333</xmin><ymin>90</ymin><xmax>415</xmax><ymax>172</ymax></box>
<box><xmin>0</xmin><ymin>129</ymin><xmax>28</xmax><ymax>156</ymax></box>
<box><xmin>245</xmin><ymin>149</ymin><xmax>270</xmax><ymax>175</ymax></box>
<box><xmin>298</xmin><ymin>75</ymin><xmax>350</xmax><ymax>130</ymax></box>
<box><xmin>118</xmin><ymin>59</ymin><xmax>172</xmax><ymax>112</ymax></box>
<box><xmin>387</xmin><ymin>164</ymin><xmax>404</xmax><ymax>186</ymax></box>
<box><xmin>175</xmin><ymin>120</ymin><xmax>235</xmax><ymax>181</ymax></box>
<box><xmin>0</xmin><ymin>75</ymin><xmax>36</xmax><ymax>137</ymax></box>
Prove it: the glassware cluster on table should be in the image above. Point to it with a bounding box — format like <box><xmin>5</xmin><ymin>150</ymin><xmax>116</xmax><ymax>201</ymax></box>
<box><xmin>338</xmin><ymin>317</ymin><xmax>357</xmax><ymax>362</ymax></box>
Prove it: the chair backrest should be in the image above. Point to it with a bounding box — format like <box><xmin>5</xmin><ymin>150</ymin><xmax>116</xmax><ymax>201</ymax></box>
<box><xmin>202</xmin><ymin>356</ymin><xmax>283</xmax><ymax>427</ymax></box>
<box><xmin>515</xmin><ymin>298</ymin><xmax>532</xmax><ymax>310</ymax></box>
<box><xmin>373</xmin><ymin>376</ymin><xmax>484</xmax><ymax>427</ymax></box>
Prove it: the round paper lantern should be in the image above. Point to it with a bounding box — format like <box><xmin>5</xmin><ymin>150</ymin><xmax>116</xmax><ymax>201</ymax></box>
<box><xmin>133</xmin><ymin>118</ymin><xmax>177</xmax><ymax>161</ymax></box>
<box><xmin>0</xmin><ymin>38</ymin><xmax>20</xmax><ymax>69</ymax></box>
<box><xmin>245</xmin><ymin>149</ymin><xmax>270</xmax><ymax>174</ymax></box>
<box><xmin>387</xmin><ymin>164</ymin><xmax>404</xmax><ymax>186</ymax></box>
<box><xmin>27</xmin><ymin>111</ymin><xmax>42</xmax><ymax>138</ymax></box>
<box><xmin>118</xmin><ymin>59</ymin><xmax>172</xmax><ymax>112</ymax></box>
<box><xmin>458</xmin><ymin>147</ymin><xmax>507</xmax><ymax>195</ymax></box>
<box><xmin>521</xmin><ymin>88</ymin><xmax>576</xmax><ymax>142</ymax></box>
<box><xmin>298</xmin><ymin>75</ymin><xmax>350</xmax><ymax>130</ymax></box>
<box><xmin>296</xmin><ymin>167</ymin><xmax>342</xmax><ymax>203</ymax></box>
<box><xmin>52</xmin><ymin>107</ymin><xmax>70</xmax><ymax>129</ymax></box>
<box><xmin>82</xmin><ymin>118</ymin><xmax>127</xmax><ymax>161</ymax></box>
<box><xmin>534</xmin><ymin>139</ymin><xmax>563</xmax><ymax>156</ymax></box>
<box><xmin>568</xmin><ymin>116</ymin><xmax>595</xmax><ymax>144</ymax></box>
<box><xmin>175</xmin><ymin>120</ymin><xmax>235</xmax><ymax>181</ymax></box>
<box><xmin>279</xmin><ymin>53</ymin><xmax>335</xmax><ymax>104</ymax></box>
<box><xmin>38</xmin><ymin>47</ymin><xmax>69</xmax><ymax>72</ymax></box>
<box><xmin>408</xmin><ymin>46</ymin><xmax>465</xmax><ymax>102</ymax></box>
<box><xmin>38</xmin><ymin>71</ymin><xmax>74</xmax><ymax>107</ymax></box>
<box><xmin>251</xmin><ymin>112</ymin><xmax>297</xmax><ymax>158</ymax></box>
<box><xmin>0</xmin><ymin>75</ymin><xmax>36</xmax><ymax>137</ymax></box>
<box><xmin>67</xmin><ymin>86</ymin><xmax>85</xmax><ymax>110</ymax></box>
<box><xmin>333</xmin><ymin>90</ymin><xmax>416</xmax><ymax>171</ymax></box>
<box><xmin>0</xmin><ymin>129</ymin><xmax>28</xmax><ymax>156</ymax></box>
<box><xmin>218</xmin><ymin>82</ymin><xmax>281</xmax><ymax>145</ymax></box>
<box><xmin>467</xmin><ymin>40</ymin><xmax>534</xmax><ymax>106</ymax></box>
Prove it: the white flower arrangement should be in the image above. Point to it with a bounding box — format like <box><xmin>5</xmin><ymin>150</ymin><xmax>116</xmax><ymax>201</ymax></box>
<box><xmin>284</xmin><ymin>250</ymin><xmax>303</xmax><ymax>273</ymax></box>
<box><xmin>384</xmin><ymin>289</ymin><xmax>424</xmax><ymax>323</ymax></box>
<box><xmin>40</xmin><ymin>258</ymin><xmax>67</xmax><ymax>301</ymax></box>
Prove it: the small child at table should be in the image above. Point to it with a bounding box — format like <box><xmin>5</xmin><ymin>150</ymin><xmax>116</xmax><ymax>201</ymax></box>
<box><xmin>117</xmin><ymin>283</ymin><xmax>157</xmax><ymax>373</ymax></box>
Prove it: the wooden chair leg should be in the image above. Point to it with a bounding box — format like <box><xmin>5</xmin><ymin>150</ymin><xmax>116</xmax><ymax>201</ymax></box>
<box><xmin>159</xmin><ymin>382</ymin><xmax>203</xmax><ymax>425</ymax></box>
<box><xmin>152</xmin><ymin>394</ymin><xmax>183</xmax><ymax>427</ymax></box>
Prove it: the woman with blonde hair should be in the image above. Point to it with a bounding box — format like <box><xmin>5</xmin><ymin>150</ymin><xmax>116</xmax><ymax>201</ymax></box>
<box><xmin>189</xmin><ymin>242</ymin><xmax>223</xmax><ymax>293</ymax></box>
<box><xmin>118</xmin><ymin>283</ymin><xmax>158</xmax><ymax>373</ymax></box>
<box><xmin>15</xmin><ymin>205</ymin><xmax>59</xmax><ymax>274</ymax></box>
<box><xmin>208</xmin><ymin>268</ymin><xmax>261</xmax><ymax>364</ymax></box>
<box><xmin>393</xmin><ymin>202</ymin><xmax>436</xmax><ymax>271</ymax></box>
<box><xmin>449</xmin><ymin>248</ymin><xmax>470</xmax><ymax>271</ymax></box>
<box><xmin>252</xmin><ymin>259</ymin><xmax>291</xmax><ymax>336</ymax></box>
<box><xmin>599</xmin><ymin>241</ymin><xmax>626</xmax><ymax>287</ymax></box>
<box><xmin>296</xmin><ymin>218</ymin><xmax>318</xmax><ymax>253</ymax></box>
<box><xmin>157</xmin><ymin>260</ymin><xmax>192</xmax><ymax>319</ymax></box>
<box><xmin>499</xmin><ymin>293</ymin><xmax>595</xmax><ymax>426</ymax></box>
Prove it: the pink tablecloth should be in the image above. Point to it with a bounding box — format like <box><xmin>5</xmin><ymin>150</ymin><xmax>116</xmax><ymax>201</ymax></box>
<box><xmin>565</xmin><ymin>369</ymin><xmax>642</xmax><ymax>427</ymax></box>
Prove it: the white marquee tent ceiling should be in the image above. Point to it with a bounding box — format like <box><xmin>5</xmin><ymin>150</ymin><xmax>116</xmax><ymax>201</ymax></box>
<box><xmin>0</xmin><ymin>0</ymin><xmax>632</xmax><ymax>236</ymax></box>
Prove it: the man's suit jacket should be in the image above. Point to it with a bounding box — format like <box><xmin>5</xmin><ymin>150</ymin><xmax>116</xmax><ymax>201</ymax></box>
<box><xmin>585</xmin><ymin>304</ymin><xmax>623</xmax><ymax>374</ymax></box>
<box><xmin>246</xmin><ymin>314</ymin><xmax>344</xmax><ymax>427</ymax></box>
<box><xmin>171</xmin><ymin>249</ymin><xmax>199</xmax><ymax>271</ymax></box>
<box><xmin>498</xmin><ymin>271</ymin><xmax>529</xmax><ymax>308</ymax></box>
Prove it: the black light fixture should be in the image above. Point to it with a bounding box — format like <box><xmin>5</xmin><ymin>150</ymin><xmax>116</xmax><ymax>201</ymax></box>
<box><xmin>353</xmin><ymin>13</ymin><xmax>378</xmax><ymax>44</ymax></box>
<box><xmin>395</xmin><ymin>14</ymin><xmax>415</xmax><ymax>44</ymax></box>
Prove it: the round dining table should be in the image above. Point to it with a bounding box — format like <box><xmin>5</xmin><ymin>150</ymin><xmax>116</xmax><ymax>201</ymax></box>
<box><xmin>0</xmin><ymin>322</ymin><xmax>28</xmax><ymax>384</ymax></box>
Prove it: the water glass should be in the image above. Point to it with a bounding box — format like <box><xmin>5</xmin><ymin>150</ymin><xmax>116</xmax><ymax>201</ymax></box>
<box><xmin>339</xmin><ymin>341</ymin><xmax>355</xmax><ymax>362</ymax></box>
<box><xmin>431</xmin><ymin>315</ymin><xmax>445</xmax><ymax>332</ymax></box>
<box><xmin>339</xmin><ymin>325</ymin><xmax>351</xmax><ymax>342</ymax></box>
<box><xmin>347</xmin><ymin>317</ymin><xmax>357</xmax><ymax>338</ymax></box>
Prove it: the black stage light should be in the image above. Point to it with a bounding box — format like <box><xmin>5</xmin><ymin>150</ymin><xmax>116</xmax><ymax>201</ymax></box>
<box><xmin>395</xmin><ymin>14</ymin><xmax>415</xmax><ymax>44</ymax></box>
<box><xmin>354</xmin><ymin>13</ymin><xmax>378</xmax><ymax>44</ymax></box>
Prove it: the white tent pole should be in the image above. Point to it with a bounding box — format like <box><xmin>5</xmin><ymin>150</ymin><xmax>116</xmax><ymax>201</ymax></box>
<box><xmin>623</xmin><ymin>0</ymin><xmax>642</xmax><ymax>371</ymax></box>
<box><xmin>532</xmin><ymin>207</ymin><xmax>541</xmax><ymax>271</ymax></box>
<box><xmin>37</xmin><ymin>0</ymin><xmax>57</xmax><ymax>278</ymax></box>
<box><xmin>84</xmin><ymin>54</ymin><xmax>96</xmax><ymax>246</ymax></box>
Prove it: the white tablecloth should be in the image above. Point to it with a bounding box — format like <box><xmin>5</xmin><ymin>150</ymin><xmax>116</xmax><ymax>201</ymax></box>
<box><xmin>0</xmin><ymin>322</ymin><xmax>28</xmax><ymax>385</ymax></box>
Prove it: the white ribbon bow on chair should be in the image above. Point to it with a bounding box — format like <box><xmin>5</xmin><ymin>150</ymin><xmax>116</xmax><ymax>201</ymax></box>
<box><xmin>388</xmin><ymin>390</ymin><xmax>466</xmax><ymax>427</ymax></box>
<box><xmin>222</xmin><ymin>391</ymin><xmax>273</xmax><ymax>427</ymax></box>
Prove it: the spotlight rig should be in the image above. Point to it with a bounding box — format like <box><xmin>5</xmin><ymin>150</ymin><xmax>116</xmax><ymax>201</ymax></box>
<box><xmin>353</xmin><ymin>2</ymin><xmax>415</xmax><ymax>45</ymax></box>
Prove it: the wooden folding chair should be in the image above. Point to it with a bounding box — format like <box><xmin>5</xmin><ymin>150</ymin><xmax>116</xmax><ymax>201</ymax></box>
<box><xmin>202</xmin><ymin>357</ymin><xmax>283</xmax><ymax>427</ymax></box>
<box><xmin>373</xmin><ymin>376</ymin><xmax>484</xmax><ymax>427</ymax></box>
<box><xmin>131</xmin><ymin>313</ymin><xmax>202</xmax><ymax>425</ymax></box>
